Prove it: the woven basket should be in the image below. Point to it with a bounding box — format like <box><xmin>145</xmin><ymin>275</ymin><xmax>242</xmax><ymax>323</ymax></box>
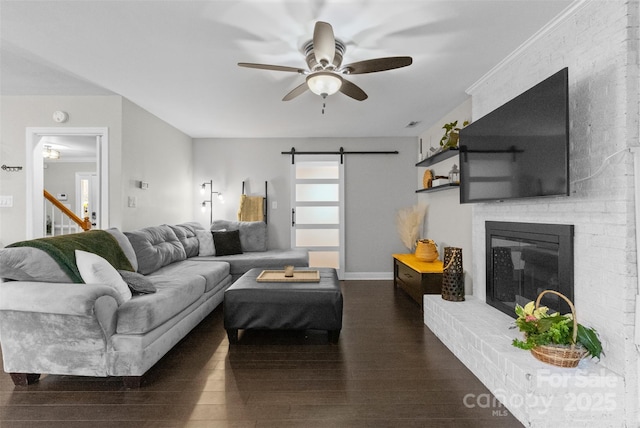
<box><xmin>529</xmin><ymin>290</ymin><xmax>588</xmax><ymax>368</ymax></box>
<box><xmin>415</xmin><ymin>239</ymin><xmax>438</xmax><ymax>262</ymax></box>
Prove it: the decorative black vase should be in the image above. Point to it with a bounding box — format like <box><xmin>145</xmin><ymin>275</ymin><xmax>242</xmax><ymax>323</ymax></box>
<box><xmin>442</xmin><ymin>247</ymin><xmax>464</xmax><ymax>301</ymax></box>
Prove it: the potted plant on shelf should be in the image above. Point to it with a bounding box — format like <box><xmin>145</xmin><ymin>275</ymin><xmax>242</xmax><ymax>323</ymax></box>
<box><xmin>439</xmin><ymin>120</ymin><xmax>470</xmax><ymax>150</ymax></box>
<box><xmin>512</xmin><ymin>290</ymin><xmax>603</xmax><ymax>367</ymax></box>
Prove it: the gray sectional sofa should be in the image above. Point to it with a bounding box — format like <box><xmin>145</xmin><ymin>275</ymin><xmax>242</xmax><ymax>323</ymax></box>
<box><xmin>0</xmin><ymin>220</ymin><xmax>307</xmax><ymax>387</ymax></box>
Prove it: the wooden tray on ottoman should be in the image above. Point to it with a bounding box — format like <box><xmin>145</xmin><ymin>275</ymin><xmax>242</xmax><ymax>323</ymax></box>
<box><xmin>256</xmin><ymin>270</ymin><xmax>320</xmax><ymax>283</ymax></box>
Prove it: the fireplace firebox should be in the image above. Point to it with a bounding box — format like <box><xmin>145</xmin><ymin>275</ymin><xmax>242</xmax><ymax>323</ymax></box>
<box><xmin>486</xmin><ymin>221</ymin><xmax>574</xmax><ymax>318</ymax></box>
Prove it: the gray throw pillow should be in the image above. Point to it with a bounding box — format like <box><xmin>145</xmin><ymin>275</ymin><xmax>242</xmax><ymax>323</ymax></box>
<box><xmin>118</xmin><ymin>270</ymin><xmax>157</xmax><ymax>294</ymax></box>
<box><xmin>105</xmin><ymin>227</ymin><xmax>139</xmax><ymax>272</ymax></box>
<box><xmin>213</xmin><ymin>230</ymin><xmax>243</xmax><ymax>256</ymax></box>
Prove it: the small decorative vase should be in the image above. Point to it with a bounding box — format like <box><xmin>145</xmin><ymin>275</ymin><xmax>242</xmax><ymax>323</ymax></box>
<box><xmin>415</xmin><ymin>239</ymin><xmax>438</xmax><ymax>262</ymax></box>
<box><xmin>442</xmin><ymin>247</ymin><xmax>464</xmax><ymax>301</ymax></box>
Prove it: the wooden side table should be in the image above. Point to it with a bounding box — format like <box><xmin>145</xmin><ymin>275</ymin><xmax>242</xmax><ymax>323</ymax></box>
<box><xmin>393</xmin><ymin>254</ymin><xmax>443</xmax><ymax>306</ymax></box>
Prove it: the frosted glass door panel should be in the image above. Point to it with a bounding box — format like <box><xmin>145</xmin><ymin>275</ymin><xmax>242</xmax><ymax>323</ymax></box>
<box><xmin>309</xmin><ymin>251</ymin><xmax>339</xmax><ymax>269</ymax></box>
<box><xmin>296</xmin><ymin>184</ymin><xmax>339</xmax><ymax>202</ymax></box>
<box><xmin>296</xmin><ymin>206</ymin><xmax>339</xmax><ymax>225</ymax></box>
<box><xmin>296</xmin><ymin>162</ymin><xmax>339</xmax><ymax>179</ymax></box>
<box><xmin>296</xmin><ymin>229</ymin><xmax>339</xmax><ymax>247</ymax></box>
<box><xmin>291</xmin><ymin>155</ymin><xmax>344</xmax><ymax>279</ymax></box>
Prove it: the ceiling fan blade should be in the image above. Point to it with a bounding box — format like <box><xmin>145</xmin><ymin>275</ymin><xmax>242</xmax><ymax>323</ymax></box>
<box><xmin>340</xmin><ymin>78</ymin><xmax>368</xmax><ymax>101</ymax></box>
<box><xmin>342</xmin><ymin>56</ymin><xmax>413</xmax><ymax>74</ymax></box>
<box><xmin>313</xmin><ymin>21</ymin><xmax>335</xmax><ymax>66</ymax></box>
<box><xmin>282</xmin><ymin>82</ymin><xmax>309</xmax><ymax>101</ymax></box>
<box><xmin>238</xmin><ymin>62</ymin><xmax>306</xmax><ymax>74</ymax></box>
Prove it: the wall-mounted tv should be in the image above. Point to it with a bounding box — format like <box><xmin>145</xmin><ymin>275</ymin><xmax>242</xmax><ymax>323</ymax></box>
<box><xmin>459</xmin><ymin>67</ymin><xmax>569</xmax><ymax>204</ymax></box>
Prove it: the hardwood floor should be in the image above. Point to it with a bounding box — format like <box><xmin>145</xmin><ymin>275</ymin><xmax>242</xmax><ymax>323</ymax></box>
<box><xmin>0</xmin><ymin>280</ymin><xmax>523</xmax><ymax>427</ymax></box>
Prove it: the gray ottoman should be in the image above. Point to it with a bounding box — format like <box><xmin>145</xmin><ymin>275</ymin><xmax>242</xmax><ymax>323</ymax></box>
<box><xmin>224</xmin><ymin>267</ymin><xmax>343</xmax><ymax>343</ymax></box>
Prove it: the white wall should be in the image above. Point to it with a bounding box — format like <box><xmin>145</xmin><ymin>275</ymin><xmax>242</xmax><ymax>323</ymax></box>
<box><xmin>120</xmin><ymin>99</ymin><xmax>193</xmax><ymax>231</ymax></box>
<box><xmin>192</xmin><ymin>137</ymin><xmax>417</xmax><ymax>278</ymax></box>
<box><xmin>466</xmin><ymin>1</ymin><xmax>638</xmax><ymax>423</ymax></box>
<box><xmin>418</xmin><ymin>98</ymin><xmax>474</xmax><ymax>295</ymax></box>
<box><xmin>0</xmin><ymin>95</ymin><xmax>123</xmax><ymax>246</ymax></box>
<box><xmin>0</xmin><ymin>95</ymin><xmax>194</xmax><ymax>244</ymax></box>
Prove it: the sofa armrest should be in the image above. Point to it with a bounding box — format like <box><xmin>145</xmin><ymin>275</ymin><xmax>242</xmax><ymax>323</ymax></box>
<box><xmin>0</xmin><ymin>281</ymin><xmax>119</xmax><ymax>337</ymax></box>
<box><xmin>0</xmin><ymin>281</ymin><xmax>119</xmax><ymax>315</ymax></box>
<box><xmin>0</xmin><ymin>281</ymin><xmax>120</xmax><ymax>377</ymax></box>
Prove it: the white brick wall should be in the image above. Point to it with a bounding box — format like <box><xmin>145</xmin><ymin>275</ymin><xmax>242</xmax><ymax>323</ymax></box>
<box><xmin>426</xmin><ymin>1</ymin><xmax>638</xmax><ymax>425</ymax></box>
<box><xmin>425</xmin><ymin>296</ymin><xmax>626</xmax><ymax>427</ymax></box>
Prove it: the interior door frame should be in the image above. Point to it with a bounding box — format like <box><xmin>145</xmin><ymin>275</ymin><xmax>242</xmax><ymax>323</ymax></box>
<box><xmin>26</xmin><ymin>127</ymin><xmax>109</xmax><ymax>238</ymax></box>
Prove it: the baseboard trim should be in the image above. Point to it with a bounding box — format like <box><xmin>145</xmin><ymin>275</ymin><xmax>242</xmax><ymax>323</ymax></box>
<box><xmin>342</xmin><ymin>272</ymin><xmax>393</xmax><ymax>281</ymax></box>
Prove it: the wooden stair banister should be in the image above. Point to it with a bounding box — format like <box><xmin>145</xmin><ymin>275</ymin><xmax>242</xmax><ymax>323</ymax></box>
<box><xmin>43</xmin><ymin>189</ymin><xmax>92</xmax><ymax>232</ymax></box>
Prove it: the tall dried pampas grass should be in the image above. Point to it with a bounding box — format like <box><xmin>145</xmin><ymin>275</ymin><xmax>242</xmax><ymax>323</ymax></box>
<box><xmin>396</xmin><ymin>203</ymin><xmax>427</xmax><ymax>251</ymax></box>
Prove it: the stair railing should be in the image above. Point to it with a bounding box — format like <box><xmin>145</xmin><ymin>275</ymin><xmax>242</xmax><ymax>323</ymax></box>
<box><xmin>43</xmin><ymin>189</ymin><xmax>91</xmax><ymax>235</ymax></box>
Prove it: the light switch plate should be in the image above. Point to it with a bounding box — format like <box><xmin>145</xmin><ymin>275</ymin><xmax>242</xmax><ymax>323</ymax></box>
<box><xmin>0</xmin><ymin>195</ymin><xmax>13</xmax><ymax>207</ymax></box>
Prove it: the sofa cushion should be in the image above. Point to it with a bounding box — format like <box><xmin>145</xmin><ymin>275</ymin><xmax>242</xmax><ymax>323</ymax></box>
<box><xmin>0</xmin><ymin>247</ymin><xmax>73</xmax><ymax>282</ymax></box>
<box><xmin>125</xmin><ymin>225</ymin><xmax>187</xmax><ymax>275</ymax></box>
<box><xmin>168</xmin><ymin>223</ymin><xmax>203</xmax><ymax>258</ymax></box>
<box><xmin>213</xmin><ymin>230</ymin><xmax>243</xmax><ymax>256</ymax></box>
<box><xmin>76</xmin><ymin>250</ymin><xmax>132</xmax><ymax>305</ymax></box>
<box><xmin>149</xmin><ymin>260</ymin><xmax>230</xmax><ymax>293</ymax></box>
<box><xmin>196</xmin><ymin>230</ymin><xmax>215</xmax><ymax>256</ymax></box>
<box><xmin>115</xmin><ymin>274</ymin><xmax>205</xmax><ymax>334</ymax></box>
<box><xmin>211</xmin><ymin>220</ymin><xmax>267</xmax><ymax>252</ymax></box>
<box><xmin>105</xmin><ymin>227</ymin><xmax>138</xmax><ymax>272</ymax></box>
<box><xmin>118</xmin><ymin>270</ymin><xmax>157</xmax><ymax>294</ymax></box>
<box><xmin>196</xmin><ymin>248</ymin><xmax>309</xmax><ymax>277</ymax></box>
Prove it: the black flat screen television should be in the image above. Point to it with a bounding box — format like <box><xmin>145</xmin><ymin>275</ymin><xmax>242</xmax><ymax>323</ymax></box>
<box><xmin>459</xmin><ymin>68</ymin><xmax>569</xmax><ymax>204</ymax></box>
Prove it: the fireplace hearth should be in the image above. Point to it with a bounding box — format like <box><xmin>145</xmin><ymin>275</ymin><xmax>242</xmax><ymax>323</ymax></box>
<box><xmin>485</xmin><ymin>221</ymin><xmax>574</xmax><ymax>317</ymax></box>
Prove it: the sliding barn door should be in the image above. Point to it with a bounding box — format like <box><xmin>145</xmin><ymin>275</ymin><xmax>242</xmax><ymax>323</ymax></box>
<box><xmin>290</xmin><ymin>155</ymin><xmax>345</xmax><ymax>279</ymax></box>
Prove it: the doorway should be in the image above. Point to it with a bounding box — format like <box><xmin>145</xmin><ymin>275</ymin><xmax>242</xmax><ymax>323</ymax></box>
<box><xmin>26</xmin><ymin>127</ymin><xmax>109</xmax><ymax>238</ymax></box>
<box><xmin>76</xmin><ymin>172</ymin><xmax>99</xmax><ymax>228</ymax></box>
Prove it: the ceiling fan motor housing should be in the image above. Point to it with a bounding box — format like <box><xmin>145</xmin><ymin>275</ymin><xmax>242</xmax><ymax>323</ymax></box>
<box><xmin>303</xmin><ymin>39</ymin><xmax>346</xmax><ymax>71</ymax></box>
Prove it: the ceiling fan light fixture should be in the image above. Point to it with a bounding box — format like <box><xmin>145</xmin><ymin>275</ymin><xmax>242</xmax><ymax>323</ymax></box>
<box><xmin>306</xmin><ymin>71</ymin><xmax>343</xmax><ymax>98</ymax></box>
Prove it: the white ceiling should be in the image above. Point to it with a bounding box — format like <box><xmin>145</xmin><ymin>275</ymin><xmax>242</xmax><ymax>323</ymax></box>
<box><xmin>1</xmin><ymin>0</ymin><xmax>573</xmax><ymax>139</ymax></box>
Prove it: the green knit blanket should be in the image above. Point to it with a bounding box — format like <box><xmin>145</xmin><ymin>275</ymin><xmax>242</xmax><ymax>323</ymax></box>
<box><xmin>8</xmin><ymin>230</ymin><xmax>134</xmax><ymax>283</ymax></box>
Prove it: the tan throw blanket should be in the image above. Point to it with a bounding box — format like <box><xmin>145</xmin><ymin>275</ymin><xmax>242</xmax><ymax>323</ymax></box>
<box><xmin>8</xmin><ymin>230</ymin><xmax>134</xmax><ymax>283</ymax></box>
<box><xmin>237</xmin><ymin>194</ymin><xmax>264</xmax><ymax>222</ymax></box>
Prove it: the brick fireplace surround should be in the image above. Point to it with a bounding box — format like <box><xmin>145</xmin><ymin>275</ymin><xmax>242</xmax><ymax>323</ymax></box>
<box><xmin>423</xmin><ymin>2</ymin><xmax>640</xmax><ymax>426</ymax></box>
<box><xmin>424</xmin><ymin>297</ymin><xmax>624</xmax><ymax>426</ymax></box>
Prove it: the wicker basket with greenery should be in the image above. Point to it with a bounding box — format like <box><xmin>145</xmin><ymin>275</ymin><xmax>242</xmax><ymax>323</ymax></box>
<box><xmin>512</xmin><ymin>290</ymin><xmax>603</xmax><ymax>368</ymax></box>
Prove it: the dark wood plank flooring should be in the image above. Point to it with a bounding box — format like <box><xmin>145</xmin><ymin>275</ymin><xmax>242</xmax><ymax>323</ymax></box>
<box><xmin>0</xmin><ymin>280</ymin><xmax>523</xmax><ymax>427</ymax></box>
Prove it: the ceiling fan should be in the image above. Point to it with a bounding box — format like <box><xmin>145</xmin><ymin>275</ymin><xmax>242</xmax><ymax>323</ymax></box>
<box><xmin>238</xmin><ymin>21</ymin><xmax>413</xmax><ymax>102</ymax></box>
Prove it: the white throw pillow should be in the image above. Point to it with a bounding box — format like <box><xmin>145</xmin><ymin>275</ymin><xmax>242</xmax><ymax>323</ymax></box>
<box><xmin>75</xmin><ymin>250</ymin><xmax>132</xmax><ymax>305</ymax></box>
<box><xmin>196</xmin><ymin>230</ymin><xmax>215</xmax><ymax>256</ymax></box>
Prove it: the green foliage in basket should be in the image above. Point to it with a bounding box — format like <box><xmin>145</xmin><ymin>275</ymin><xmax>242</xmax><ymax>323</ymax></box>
<box><xmin>512</xmin><ymin>301</ymin><xmax>603</xmax><ymax>359</ymax></box>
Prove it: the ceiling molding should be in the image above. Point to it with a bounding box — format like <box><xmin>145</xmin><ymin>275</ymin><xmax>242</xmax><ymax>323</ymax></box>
<box><xmin>466</xmin><ymin>0</ymin><xmax>589</xmax><ymax>95</ymax></box>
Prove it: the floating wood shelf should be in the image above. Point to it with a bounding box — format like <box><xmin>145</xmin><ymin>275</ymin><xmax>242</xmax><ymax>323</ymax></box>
<box><xmin>416</xmin><ymin>183</ymin><xmax>460</xmax><ymax>193</ymax></box>
<box><xmin>415</xmin><ymin>148</ymin><xmax>459</xmax><ymax>168</ymax></box>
